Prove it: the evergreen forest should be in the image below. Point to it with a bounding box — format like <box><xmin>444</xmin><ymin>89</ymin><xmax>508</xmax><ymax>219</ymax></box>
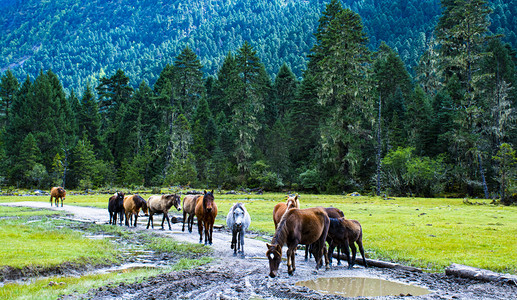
<box><xmin>1</xmin><ymin>0</ymin><xmax>517</xmax><ymax>204</ymax></box>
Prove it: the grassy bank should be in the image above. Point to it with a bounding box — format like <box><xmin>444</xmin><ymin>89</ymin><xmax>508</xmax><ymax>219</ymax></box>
<box><xmin>1</xmin><ymin>192</ymin><xmax>516</xmax><ymax>273</ymax></box>
<box><xmin>0</xmin><ymin>205</ymin><xmax>213</xmax><ymax>299</ymax></box>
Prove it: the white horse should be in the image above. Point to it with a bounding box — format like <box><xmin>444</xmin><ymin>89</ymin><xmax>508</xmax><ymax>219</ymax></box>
<box><xmin>226</xmin><ymin>202</ymin><xmax>251</xmax><ymax>258</ymax></box>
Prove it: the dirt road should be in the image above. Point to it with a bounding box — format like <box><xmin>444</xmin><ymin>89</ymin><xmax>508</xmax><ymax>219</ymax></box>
<box><xmin>3</xmin><ymin>201</ymin><xmax>516</xmax><ymax>299</ymax></box>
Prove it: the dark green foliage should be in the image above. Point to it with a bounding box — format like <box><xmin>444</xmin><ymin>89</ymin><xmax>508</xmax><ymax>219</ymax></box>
<box><xmin>0</xmin><ymin>1</ymin><xmax>516</xmax><ymax>203</ymax></box>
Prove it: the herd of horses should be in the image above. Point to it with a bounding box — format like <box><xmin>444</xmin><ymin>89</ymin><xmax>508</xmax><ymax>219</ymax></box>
<box><xmin>50</xmin><ymin>186</ymin><xmax>366</xmax><ymax>278</ymax></box>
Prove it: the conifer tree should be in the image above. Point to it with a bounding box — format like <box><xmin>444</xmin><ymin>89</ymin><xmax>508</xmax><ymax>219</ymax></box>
<box><xmin>0</xmin><ymin>69</ymin><xmax>19</xmax><ymax>127</ymax></box>
<box><xmin>172</xmin><ymin>46</ymin><xmax>205</xmax><ymax>117</ymax></box>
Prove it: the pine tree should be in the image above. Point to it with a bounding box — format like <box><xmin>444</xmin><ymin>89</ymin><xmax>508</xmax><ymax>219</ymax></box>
<box><xmin>172</xmin><ymin>46</ymin><xmax>205</xmax><ymax>117</ymax></box>
<box><xmin>271</xmin><ymin>63</ymin><xmax>298</xmax><ymax>126</ymax></box>
<box><xmin>312</xmin><ymin>7</ymin><xmax>373</xmax><ymax>186</ymax></box>
<box><xmin>0</xmin><ymin>69</ymin><xmax>19</xmax><ymax>127</ymax></box>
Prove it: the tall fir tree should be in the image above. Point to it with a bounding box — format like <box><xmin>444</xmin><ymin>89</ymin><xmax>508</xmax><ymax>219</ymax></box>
<box><xmin>0</xmin><ymin>69</ymin><xmax>19</xmax><ymax>127</ymax></box>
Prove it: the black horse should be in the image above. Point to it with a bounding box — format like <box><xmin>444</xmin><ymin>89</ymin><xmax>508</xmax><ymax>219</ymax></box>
<box><xmin>108</xmin><ymin>192</ymin><xmax>125</xmax><ymax>225</ymax></box>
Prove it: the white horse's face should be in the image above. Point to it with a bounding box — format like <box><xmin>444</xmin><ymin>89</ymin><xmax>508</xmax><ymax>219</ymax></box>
<box><xmin>233</xmin><ymin>206</ymin><xmax>245</xmax><ymax>229</ymax></box>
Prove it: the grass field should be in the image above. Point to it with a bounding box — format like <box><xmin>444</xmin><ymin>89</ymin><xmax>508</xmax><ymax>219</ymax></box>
<box><xmin>1</xmin><ymin>192</ymin><xmax>516</xmax><ymax>274</ymax></box>
<box><xmin>0</xmin><ymin>205</ymin><xmax>213</xmax><ymax>299</ymax></box>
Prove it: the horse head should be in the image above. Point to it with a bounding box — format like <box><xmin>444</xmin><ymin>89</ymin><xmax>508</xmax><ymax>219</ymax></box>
<box><xmin>165</xmin><ymin>194</ymin><xmax>182</xmax><ymax>211</ymax></box>
<box><xmin>137</xmin><ymin>195</ymin><xmax>149</xmax><ymax>216</ymax></box>
<box><xmin>203</xmin><ymin>190</ymin><xmax>215</xmax><ymax>213</ymax></box>
<box><xmin>266</xmin><ymin>243</ymin><xmax>282</xmax><ymax>278</ymax></box>
<box><xmin>232</xmin><ymin>203</ymin><xmax>245</xmax><ymax>230</ymax></box>
<box><xmin>286</xmin><ymin>194</ymin><xmax>299</xmax><ymax>209</ymax></box>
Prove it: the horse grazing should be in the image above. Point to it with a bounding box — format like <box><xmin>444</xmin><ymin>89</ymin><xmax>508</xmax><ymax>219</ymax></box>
<box><xmin>305</xmin><ymin>207</ymin><xmax>345</xmax><ymax>262</ymax></box>
<box><xmin>266</xmin><ymin>207</ymin><xmax>330</xmax><ymax>278</ymax></box>
<box><xmin>226</xmin><ymin>202</ymin><xmax>251</xmax><ymax>257</ymax></box>
<box><xmin>108</xmin><ymin>191</ymin><xmax>125</xmax><ymax>225</ymax></box>
<box><xmin>146</xmin><ymin>194</ymin><xmax>181</xmax><ymax>230</ymax></box>
<box><xmin>195</xmin><ymin>190</ymin><xmax>218</xmax><ymax>245</ymax></box>
<box><xmin>182</xmin><ymin>194</ymin><xmax>203</xmax><ymax>233</ymax></box>
<box><xmin>272</xmin><ymin>194</ymin><xmax>300</xmax><ymax>229</ymax></box>
<box><xmin>327</xmin><ymin>217</ymin><xmax>367</xmax><ymax>269</ymax></box>
<box><xmin>50</xmin><ymin>187</ymin><xmax>66</xmax><ymax>207</ymax></box>
<box><xmin>123</xmin><ymin>194</ymin><xmax>148</xmax><ymax>227</ymax></box>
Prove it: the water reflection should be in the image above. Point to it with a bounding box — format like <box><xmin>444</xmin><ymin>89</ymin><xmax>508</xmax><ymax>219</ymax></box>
<box><xmin>296</xmin><ymin>277</ymin><xmax>430</xmax><ymax>297</ymax></box>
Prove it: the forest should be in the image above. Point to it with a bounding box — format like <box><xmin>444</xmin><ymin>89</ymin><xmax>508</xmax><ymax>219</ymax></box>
<box><xmin>1</xmin><ymin>0</ymin><xmax>517</xmax><ymax>204</ymax></box>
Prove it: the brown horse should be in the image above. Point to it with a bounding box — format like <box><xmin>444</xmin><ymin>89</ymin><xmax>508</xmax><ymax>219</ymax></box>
<box><xmin>305</xmin><ymin>206</ymin><xmax>345</xmax><ymax>262</ymax></box>
<box><xmin>266</xmin><ymin>207</ymin><xmax>329</xmax><ymax>277</ymax></box>
<box><xmin>146</xmin><ymin>194</ymin><xmax>181</xmax><ymax>230</ymax></box>
<box><xmin>108</xmin><ymin>191</ymin><xmax>125</xmax><ymax>225</ymax></box>
<box><xmin>195</xmin><ymin>190</ymin><xmax>218</xmax><ymax>245</ymax></box>
<box><xmin>272</xmin><ymin>194</ymin><xmax>300</xmax><ymax>229</ymax></box>
<box><xmin>50</xmin><ymin>187</ymin><xmax>66</xmax><ymax>207</ymax></box>
<box><xmin>328</xmin><ymin>217</ymin><xmax>367</xmax><ymax>269</ymax></box>
<box><xmin>123</xmin><ymin>194</ymin><xmax>148</xmax><ymax>227</ymax></box>
<box><xmin>182</xmin><ymin>194</ymin><xmax>203</xmax><ymax>233</ymax></box>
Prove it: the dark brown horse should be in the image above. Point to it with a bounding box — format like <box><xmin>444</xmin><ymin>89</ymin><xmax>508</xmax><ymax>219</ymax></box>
<box><xmin>50</xmin><ymin>187</ymin><xmax>66</xmax><ymax>207</ymax></box>
<box><xmin>146</xmin><ymin>194</ymin><xmax>181</xmax><ymax>230</ymax></box>
<box><xmin>123</xmin><ymin>194</ymin><xmax>148</xmax><ymax>227</ymax></box>
<box><xmin>272</xmin><ymin>194</ymin><xmax>300</xmax><ymax>229</ymax></box>
<box><xmin>327</xmin><ymin>217</ymin><xmax>367</xmax><ymax>269</ymax></box>
<box><xmin>182</xmin><ymin>194</ymin><xmax>203</xmax><ymax>233</ymax></box>
<box><xmin>195</xmin><ymin>190</ymin><xmax>218</xmax><ymax>245</ymax></box>
<box><xmin>108</xmin><ymin>191</ymin><xmax>125</xmax><ymax>225</ymax></box>
<box><xmin>266</xmin><ymin>207</ymin><xmax>329</xmax><ymax>277</ymax></box>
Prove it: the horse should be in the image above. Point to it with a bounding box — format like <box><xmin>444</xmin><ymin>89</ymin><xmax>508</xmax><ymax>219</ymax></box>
<box><xmin>272</xmin><ymin>194</ymin><xmax>300</xmax><ymax>229</ymax></box>
<box><xmin>146</xmin><ymin>194</ymin><xmax>181</xmax><ymax>230</ymax></box>
<box><xmin>123</xmin><ymin>194</ymin><xmax>148</xmax><ymax>227</ymax></box>
<box><xmin>266</xmin><ymin>207</ymin><xmax>330</xmax><ymax>278</ymax></box>
<box><xmin>182</xmin><ymin>194</ymin><xmax>203</xmax><ymax>233</ymax></box>
<box><xmin>305</xmin><ymin>207</ymin><xmax>345</xmax><ymax>263</ymax></box>
<box><xmin>226</xmin><ymin>202</ymin><xmax>251</xmax><ymax>257</ymax></box>
<box><xmin>50</xmin><ymin>187</ymin><xmax>66</xmax><ymax>207</ymax></box>
<box><xmin>327</xmin><ymin>217</ymin><xmax>368</xmax><ymax>269</ymax></box>
<box><xmin>195</xmin><ymin>190</ymin><xmax>218</xmax><ymax>245</ymax></box>
<box><xmin>108</xmin><ymin>191</ymin><xmax>125</xmax><ymax>225</ymax></box>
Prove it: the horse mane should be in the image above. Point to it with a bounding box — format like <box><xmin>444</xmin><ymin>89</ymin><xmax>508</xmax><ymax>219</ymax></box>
<box><xmin>272</xmin><ymin>211</ymin><xmax>291</xmax><ymax>247</ymax></box>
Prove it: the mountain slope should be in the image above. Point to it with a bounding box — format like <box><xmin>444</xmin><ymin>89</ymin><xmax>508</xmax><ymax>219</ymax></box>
<box><xmin>0</xmin><ymin>0</ymin><xmax>514</xmax><ymax>93</ymax></box>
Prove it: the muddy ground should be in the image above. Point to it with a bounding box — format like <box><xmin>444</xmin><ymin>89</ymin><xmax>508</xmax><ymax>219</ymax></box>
<box><xmin>3</xmin><ymin>201</ymin><xmax>517</xmax><ymax>299</ymax></box>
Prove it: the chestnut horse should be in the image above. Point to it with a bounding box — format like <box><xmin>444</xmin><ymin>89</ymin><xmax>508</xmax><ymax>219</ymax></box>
<box><xmin>305</xmin><ymin>206</ymin><xmax>345</xmax><ymax>263</ymax></box>
<box><xmin>146</xmin><ymin>194</ymin><xmax>181</xmax><ymax>230</ymax></box>
<box><xmin>123</xmin><ymin>194</ymin><xmax>148</xmax><ymax>227</ymax></box>
<box><xmin>108</xmin><ymin>191</ymin><xmax>125</xmax><ymax>225</ymax></box>
<box><xmin>327</xmin><ymin>217</ymin><xmax>368</xmax><ymax>269</ymax></box>
<box><xmin>50</xmin><ymin>187</ymin><xmax>66</xmax><ymax>207</ymax></box>
<box><xmin>195</xmin><ymin>190</ymin><xmax>218</xmax><ymax>245</ymax></box>
<box><xmin>266</xmin><ymin>207</ymin><xmax>330</xmax><ymax>278</ymax></box>
<box><xmin>182</xmin><ymin>194</ymin><xmax>203</xmax><ymax>233</ymax></box>
<box><xmin>272</xmin><ymin>194</ymin><xmax>300</xmax><ymax>229</ymax></box>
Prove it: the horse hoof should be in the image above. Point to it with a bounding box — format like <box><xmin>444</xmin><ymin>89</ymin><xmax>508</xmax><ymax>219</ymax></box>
<box><xmin>233</xmin><ymin>252</ymin><xmax>237</xmax><ymax>256</ymax></box>
<box><xmin>312</xmin><ymin>270</ymin><xmax>318</xmax><ymax>275</ymax></box>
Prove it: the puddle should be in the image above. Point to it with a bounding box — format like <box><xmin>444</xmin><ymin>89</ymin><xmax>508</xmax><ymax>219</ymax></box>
<box><xmin>296</xmin><ymin>277</ymin><xmax>430</xmax><ymax>297</ymax></box>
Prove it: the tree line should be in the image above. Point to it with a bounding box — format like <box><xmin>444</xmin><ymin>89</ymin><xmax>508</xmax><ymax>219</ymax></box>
<box><xmin>1</xmin><ymin>0</ymin><xmax>516</xmax><ymax>204</ymax></box>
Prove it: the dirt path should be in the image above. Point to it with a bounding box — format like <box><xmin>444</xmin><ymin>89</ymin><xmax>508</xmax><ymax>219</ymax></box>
<box><xmin>3</xmin><ymin>201</ymin><xmax>517</xmax><ymax>299</ymax></box>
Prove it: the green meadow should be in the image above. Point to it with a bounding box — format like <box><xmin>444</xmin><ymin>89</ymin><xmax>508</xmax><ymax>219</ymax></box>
<box><xmin>0</xmin><ymin>204</ymin><xmax>212</xmax><ymax>299</ymax></box>
<box><xmin>1</xmin><ymin>192</ymin><xmax>516</xmax><ymax>274</ymax></box>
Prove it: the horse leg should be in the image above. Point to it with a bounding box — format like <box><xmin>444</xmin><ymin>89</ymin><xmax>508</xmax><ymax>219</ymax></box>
<box><xmin>206</xmin><ymin>220</ymin><xmax>213</xmax><ymax>245</ymax></box>
<box><xmin>286</xmin><ymin>247</ymin><xmax>295</xmax><ymax>275</ymax></box>
<box><xmin>240</xmin><ymin>229</ymin><xmax>245</xmax><ymax>258</ymax></box>
<box><xmin>60</xmin><ymin>197</ymin><xmax>63</xmax><ymax>207</ymax></box>
<box><xmin>343</xmin><ymin>240</ymin><xmax>352</xmax><ymax>269</ymax></box>
<box><xmin>164</xmin><ymin>212</ymin><xmax>171</xmax><ymax>230</ymax></box>
<box><xmin>125</xmin><ymin>212</ymin><xmax>130</xmax><ymax>227</ymax></box>
<box><xmin>358</xmin><ymin>239</ymin><xmax>368</xmax><ymax>268</ymax></box>
<box><xmin>350</xmin><ymin>242</ymin><xmax>357</xmax><ymax>269</ymax></box>
<box><xmin>182</xmin><ymin>211</ymin><xmax>187</xmax><ymax>232</ymax></box>
<box><xmin>197</xmin><ymin>219</ymin><xmax>203</xmax><ymax>243</ymax></box>
<box><xmin>189</xmin><ymin>214</ymin><xmax>194</xmax><ymax>233</ymax></box>
<box><xmin>134</xmin><ymin>214</ymin><xmax>138</xmax><ymax>227</ymax></box>
<box><xmin>119</xmin><ymin>211</ymin><xmax>124</xmax><ymax>226</ymax></box>
<box><xmin>50</xmin><ymin>196</ymin><xmax>53</xmax><ymax>207</ymax></box>
<box><xmin>328</xmin><ymin>242</ymin><xmax>335</xmax><ymax>266</ymax></box>
<box><xmin>231</xmin><ymin>230</ymin><xmax>237</xmax><ymax>255</ymax></box>
<box><xmin>146</xmin><ymin>213</ymin><xmax>152</xmax><ymax>229</ymax></box>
